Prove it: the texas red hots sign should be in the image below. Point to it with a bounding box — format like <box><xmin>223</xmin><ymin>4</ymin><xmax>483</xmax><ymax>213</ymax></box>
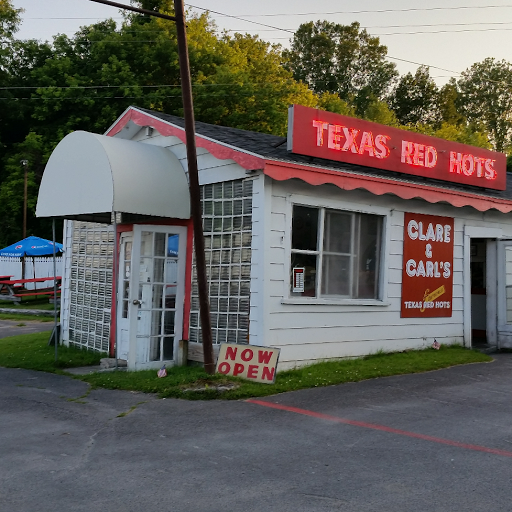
<box><xmin>287</xmin><ymin>105</ymin><xmax>506</xmax><ymax>191</ymax></box>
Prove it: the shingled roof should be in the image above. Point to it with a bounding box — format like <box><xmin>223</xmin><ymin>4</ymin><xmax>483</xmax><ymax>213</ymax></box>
<box><xmin>136</xmin><ymin>107</ymin><xmax>512</xmax><ymax>203</ymax></box>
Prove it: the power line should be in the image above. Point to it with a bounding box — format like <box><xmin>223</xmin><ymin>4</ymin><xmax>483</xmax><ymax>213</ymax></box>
<box><xmin>216</xmin><ymin>4</ymin><xmax>512</xmax><ymax>17</ymax></box>
<box><xmin>186</xmin><ymin>4</ymin><xmax>294</xmax><ymax>33</ymax></box>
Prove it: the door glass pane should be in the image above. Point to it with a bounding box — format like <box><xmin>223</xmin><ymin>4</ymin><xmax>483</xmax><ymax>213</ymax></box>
<box><xmin>154</xmin><ymin>232</ymin><xmax>166</xmax><ymax>257</ymax></box>
<box><xmin>166</xmin><ymin>260</ymin><xmax>178</xmax><ymax>284</ymax></box>
<box><xmin>122</xmin><ymin>300</ymin><xmax>129</xmax><ymax>318</ymax></box>
<box><xmin>151</xmin><ymin>310</ymin><xmax>162</xmax><ymax>336</ymax></box>
<box><xmin>164</xmin><ymin>310</ymin><xmax>175</xmax><ymax>335</ymax></box>
<box><xmin>140</xmin><ymin>232</ymin><xmax>153</xmax><ymax>256</ymax></box>
<box><xmin>163</xmin><ymin>337</ymin><xmax>174</xmax><ymax>360</ymax></box>
<box><xmin>153</xmin><ymin>258</ymin><xmax>165</xmax><ymax>283</ymax></box>
<box><xmin>152</xmin><ymin>284</ymin><xmax>163</xmax><ymax>308</ymax></box>
<box><xmin>122</xmin><ymin>280</ymin><xmax>130</xmax><ymax>299</ymax></box>
<box><xmin>321</xmin><ymin>255</ymin><xmax>351</xmax><ymax>296</ymax></box>
<box><xmin>168</xmin><ymin>235</ymin><xmax>179</xmax><ymax>257</ymax></box>
<box><xmin>165</xmin><ymin>285</ymin><xmax>177</xmax><ymax>309</ymax></box>
<box><xmin>149</xmin><ymin>337</ymin><xmax>160</xmax><ymax>361</ymax></box>
<box><xmin>140</xmin><ymin>257</ymin><xmax>152</xmax><ymax>283</ymax></box>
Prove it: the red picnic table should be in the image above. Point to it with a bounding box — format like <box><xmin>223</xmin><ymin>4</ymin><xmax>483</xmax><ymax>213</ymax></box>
<box><xmin>0</xmin><ymin>276</ymin><xmax>62</xmax><ymax>303</ymax></box>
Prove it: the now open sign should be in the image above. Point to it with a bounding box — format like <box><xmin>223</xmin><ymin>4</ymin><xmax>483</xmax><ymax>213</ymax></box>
<box><xmin>215</xmin><ymin>343</ymin><xmax>280</xmax><ymax>384</ymax></box>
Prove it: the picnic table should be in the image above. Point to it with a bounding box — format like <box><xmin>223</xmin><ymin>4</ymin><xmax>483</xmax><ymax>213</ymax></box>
<box><xmin>0</xmin><ymin>276</ymin><xmax>61</xmax><ymax>303</ymax></box>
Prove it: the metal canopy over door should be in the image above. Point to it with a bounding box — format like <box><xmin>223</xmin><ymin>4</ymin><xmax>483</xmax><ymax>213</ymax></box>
<box><xmin>497</xmin><ymin>240</ymin><xmax>512</xmax><ymax>348</ymax></box>
<box><xmin>127</xmin><ymin>225</ymin><xmax>186</xmax><ymax>370</ymax></box>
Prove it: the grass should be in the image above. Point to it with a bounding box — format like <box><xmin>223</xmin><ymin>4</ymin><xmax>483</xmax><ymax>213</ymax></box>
<box><xmin>80</xmin><ymin>344</ymin><xmax>492</xmax><ymax>400</ymax></box>
<box><xmin>0</xmin><ymin>313</ymin><xmax>53</xmax><ymax>322</ymax></box>
<box><xmin>0</xmin><ymin>332</ymin><xmax>493</xmax><ymax>399</ymax></box>
<box><xmin>0</xmin><ymin>332</ymin><xmax>104</xmax><ymax>372</ymax></box>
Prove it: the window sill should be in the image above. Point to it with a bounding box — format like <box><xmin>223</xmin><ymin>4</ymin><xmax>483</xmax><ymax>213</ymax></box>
<box><xmin>281</xmin><ymin>298</ymin><xmax>391</xmax><ymax>307</ymax></box>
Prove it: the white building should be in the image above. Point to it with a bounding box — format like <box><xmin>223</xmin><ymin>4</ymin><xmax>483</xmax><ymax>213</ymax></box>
<box><xmin>36</xmin><ymin>105</ymin><xmax>512</xmax><ymax>370</ymax></box>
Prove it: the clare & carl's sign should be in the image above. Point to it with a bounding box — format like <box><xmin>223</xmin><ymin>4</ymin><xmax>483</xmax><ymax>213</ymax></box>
<box><xmin>401</xmin><ymin>212</ymin><xmax>454</xmax><ymax>318</ymax></box>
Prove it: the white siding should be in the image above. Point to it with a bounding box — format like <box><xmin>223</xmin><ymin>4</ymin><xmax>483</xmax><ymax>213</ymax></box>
<box><xmin>263</xmin><ymin>178</ymin><xmax>512</xmax><ymax>369</ymax></box>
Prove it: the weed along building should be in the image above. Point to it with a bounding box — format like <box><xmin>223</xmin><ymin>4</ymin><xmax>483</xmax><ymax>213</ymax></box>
<box><xmin>36</xmin><ymin>104</ymin><xmax>512</xmax><ymax>371</ymax></box>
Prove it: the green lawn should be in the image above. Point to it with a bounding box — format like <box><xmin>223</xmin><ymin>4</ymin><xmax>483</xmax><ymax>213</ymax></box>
<box><xmin>0</xmin><ymin>332</ymin><xmax>493</xmax><ymax>399</ymax></box>
<box><xmin>0</xmin><ymin>313</ymin><xmax>54</xmax><ymax>322</ymax></box>
<box><xmin>0</xmin><ymin>332</ymin><xmax>104</xmax><ymax>371</ymax></box>
<box><xmin>80</xmin><ymin>345</ymin><xmax>492</xmax><ymax>400</ymax></box>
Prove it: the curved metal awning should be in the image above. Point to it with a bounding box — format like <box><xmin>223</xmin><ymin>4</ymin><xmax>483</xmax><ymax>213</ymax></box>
<box><xmin>36</xmin><ymin>131</ymin><xmax>190</xmax><ymax>221</ymax></box>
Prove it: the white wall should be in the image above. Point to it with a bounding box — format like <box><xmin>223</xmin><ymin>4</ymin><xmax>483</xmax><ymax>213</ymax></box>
<box><xmin>263</xmin><ymin>178</ymin><xmax>512</xmax><ymax>369</ymax></box>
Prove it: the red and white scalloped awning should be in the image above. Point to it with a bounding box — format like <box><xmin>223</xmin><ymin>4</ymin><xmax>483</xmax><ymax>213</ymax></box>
<box><xmin>264</xmin><ymin>161</ymin><xmax>512</xmax><ymax>214</ymax></box>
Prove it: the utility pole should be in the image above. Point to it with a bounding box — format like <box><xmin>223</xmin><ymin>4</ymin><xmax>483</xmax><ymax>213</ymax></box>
<box><xmin>21</xmin><ymin>159</ymin><xmax>28</xmax><ymax>239</ymax></box>
<box><xmin>88</xmin><ymin>0</ymin><xmax>215</xmax><ymax>374</ymax></box>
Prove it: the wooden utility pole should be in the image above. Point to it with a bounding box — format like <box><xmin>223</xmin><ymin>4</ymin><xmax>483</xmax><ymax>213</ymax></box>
<box><xmin>21</xmin><ymin>159</ymin><xmax>28</xmax><ymax>239</ymax></box>
<box><xmin>88</xmin><ymin>0</ymin><xmax>215</xmax><ymax>373</ymax></box>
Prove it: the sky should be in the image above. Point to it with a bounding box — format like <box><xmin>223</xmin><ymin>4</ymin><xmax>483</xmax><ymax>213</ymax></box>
<box><xmin>11</xmin><ymin>0</ymin><xmax>512</xmax><ymax>86</ymax></box>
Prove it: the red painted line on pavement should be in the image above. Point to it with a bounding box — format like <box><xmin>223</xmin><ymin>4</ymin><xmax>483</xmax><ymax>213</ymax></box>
<box><xmin>246</xmin><ymin>399</ymin><xmax>512</xmax><ymax>459</ymax></box>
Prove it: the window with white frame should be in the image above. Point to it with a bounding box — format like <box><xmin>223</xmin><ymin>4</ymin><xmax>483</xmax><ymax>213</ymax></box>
<box><xmin>290</xmin><ymin>205</ymin><xmax>383</xmax><ymax>299</ymax></box>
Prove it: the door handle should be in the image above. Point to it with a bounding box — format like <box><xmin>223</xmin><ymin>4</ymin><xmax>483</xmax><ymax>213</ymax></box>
<box><xmin>133</xmin><ymin>299</ymin><xmax>142</xmax><ymax>305</ymax></box>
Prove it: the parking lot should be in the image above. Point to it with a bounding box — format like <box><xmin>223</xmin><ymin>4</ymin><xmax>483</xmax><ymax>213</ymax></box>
<box><xmin>1</xmin><ymin>354</ymin><xmax>512</xmax><ymax>512</ymax></box>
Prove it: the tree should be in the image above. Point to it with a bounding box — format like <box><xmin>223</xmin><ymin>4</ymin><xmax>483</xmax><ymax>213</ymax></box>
<box><xmin>363</xmin><ymin>99</ymin><xmax>399</xmax><ymax>127</ymax></box>
<box><xmin>283</xmin><ymin>21</ymin><xmax>398</xmax><ymax>115</ymax></box>
<box><xmin>316</xmin><ymin>92</ymin><xmax>354</xmax><ymax>116</ymax></box>
<box><xmin>457</xmin><ymin>58</ymin><xmax>512</xmax><ymax>152</ymax></box>
<box><xmin>0</xmin><ymin>0</ymin><xmax>21</xmax><ymax>41</ymax></box>
<box><xmin>0</xmin><ymin>132</ymin><xmax>57</xmax><ymax>246</ymax></box>
<box><xmin>388</xmin><ymin>66</ymin><xmax>439</xmax><ymax>126</ymax></box>
<box><xmin>194</xmin><ymin>33</ymin><xmax>317</xmax><ymax>135</ymax></box>
<box><xmin>437</xmin><ymin>79</ymin><xmax>465</xmax><ymax>126</ymax></box>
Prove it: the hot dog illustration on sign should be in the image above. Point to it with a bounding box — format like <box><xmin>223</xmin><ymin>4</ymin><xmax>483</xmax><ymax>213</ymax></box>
<box><xmin>401</xmin><ymin>213</ymin><xmax>454</xmax><ymax>318</ymax></box>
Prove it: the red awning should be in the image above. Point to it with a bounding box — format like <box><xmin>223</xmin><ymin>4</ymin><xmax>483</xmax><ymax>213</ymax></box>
<box><xmin>264</xmin><ymin>160</ymin><xmax>512</xmax><ymax>214</ymax></box>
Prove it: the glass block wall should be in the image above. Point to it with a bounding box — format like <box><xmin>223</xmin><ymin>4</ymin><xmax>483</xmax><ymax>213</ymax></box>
<box><xmin>189</xmin><ymin>179</ymin><xmax>253</xmax><ymax>345</ymax></box>
<box><xmin>68</xmin><ymin>221</ymin><xmax>114</xmax><ymax>352</ymax></box>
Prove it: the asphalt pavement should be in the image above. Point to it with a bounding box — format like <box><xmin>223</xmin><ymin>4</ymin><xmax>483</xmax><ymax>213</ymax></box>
<box><xmin>2</xmin><ymin>353</ymin><xmax>512</xmax><ymax>511</ymax></box>
<box><xmin>0</xmin><ymin>318</ymin><xmax>54</xmax><ymax>338</ymax></box>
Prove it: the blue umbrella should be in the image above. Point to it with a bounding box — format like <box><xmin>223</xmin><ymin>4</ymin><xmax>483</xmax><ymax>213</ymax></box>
<box><xmin>0</xmin><ymin>236</ymin><xmax>63</xmax><ymax>257</ymax></box>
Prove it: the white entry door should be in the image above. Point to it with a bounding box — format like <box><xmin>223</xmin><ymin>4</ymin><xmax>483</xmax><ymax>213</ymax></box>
<box><xmin>497</xmin><ymin>241</ymin><xmax>512</xmax><ymax>348</ymax></box>
<box><xmin>116</xmin><ymin>233</ymin><xmax>133</xmax><ymax>360</ymax></box>
<box><xmin>127</xmin><ymin>225</ymin><xmax>186</xmax><ymax>370</ymax></box>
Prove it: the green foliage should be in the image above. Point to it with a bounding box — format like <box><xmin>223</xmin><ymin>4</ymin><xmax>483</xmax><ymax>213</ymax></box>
<box><xmin>284</xmin><ymin>21</ymin><xmax>398</xmax><ymax>115</ymax></box>
<box><xmin>316</xmin><ymin>91</ymin><xmax>355</xmax><ymax>116</ymax></box>
<box><xmin>0</xmin><ymin>0</ymin><xmax>22</xmax><ymax>41</ymax></box>
<box><xmin>434</xmin><ymin>123</ymin><xmax>491</xmax><ymax>149</ymax></box>
<box><xmin>0</xmin><ymin>132</ymin><xmax>61</xmax><ymax>246</ymax></box>
<box><xmin>363</xmin><ymin>99</ymin><xmax>399</xmax><ymax>126</ymax></box>
<box><xmin>193</xmin><ymin>33</ymin><xmax>317</xmax><ymax>136</ymax></box>
<box><xmin>389</xmin><ymin>66</ymin><xmax>439</xmax><ymax>126</ymax></box>
<box><xmin>457</xmin><ymin>58</ymin><xmax>512</xmax><ymax>152</ymax></box>
<box><xmin>438</xmin><ymin>79</ymin><xmax>465</xmax><ymax>126</ymax></box>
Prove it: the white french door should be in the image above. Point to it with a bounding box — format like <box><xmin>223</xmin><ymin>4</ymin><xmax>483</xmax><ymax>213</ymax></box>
<box><xmin>116</xmin><ymin>233</ymin><xmax>133</xmax><ymax>360</ymax></box>
<box><xmin>127</xmin><ymin>225</ymin><xmax>186</xmax><ymax>370</ymax></box>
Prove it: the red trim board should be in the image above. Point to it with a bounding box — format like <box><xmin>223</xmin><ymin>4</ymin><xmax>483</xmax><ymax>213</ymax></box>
<box><xmin>106</xmin><ymin>108</ymin><xmax>265</xmax><ymax>171</ymax></box>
